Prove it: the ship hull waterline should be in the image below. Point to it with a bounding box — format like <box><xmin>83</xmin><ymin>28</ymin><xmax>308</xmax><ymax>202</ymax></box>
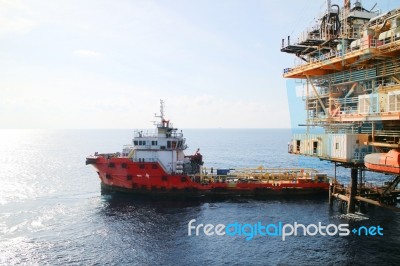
<box><xmin>100</xmin><ymin>182</ymin><xmax>329</xmax><ymax>199</ymax></box>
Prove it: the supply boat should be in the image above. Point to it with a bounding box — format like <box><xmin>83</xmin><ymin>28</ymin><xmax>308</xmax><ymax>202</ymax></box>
<box><xmin>86</xmin><ymin>101</ymin><xmax>329</xmax><ymax>197</ymax></box>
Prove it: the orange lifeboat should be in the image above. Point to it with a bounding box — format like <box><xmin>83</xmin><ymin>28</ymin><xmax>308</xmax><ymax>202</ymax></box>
<box><xmin>364</xmin><ymin>149</ymin><xmax>400</xmax><ymax>174</ymax></box>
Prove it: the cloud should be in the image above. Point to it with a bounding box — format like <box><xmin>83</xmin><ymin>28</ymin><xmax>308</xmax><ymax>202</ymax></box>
<box><xmin>0</xmin><ymin>16</ymin><xmax>37</xmax><ymax>34</ymax></box>
<box><xmin>72</xmin><ymin>49</ymin><xmax>103</xmax><ymax>58</ymax></box>
<box><xmin>0</xmin><ymin>1</ymin><xmax>295</xmax><ymax>129</ymax></box>
<box><xmin>0</xmin><ymin>0</ymin><xmax>37</xmax><ymax>34</ymax></box>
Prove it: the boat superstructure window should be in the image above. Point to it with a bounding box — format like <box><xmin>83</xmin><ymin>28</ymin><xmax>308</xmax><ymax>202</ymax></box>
<box><xmin>136</xmin><ymin>140</ymin><xmax>147</xmax><ymax>145</ymax></box>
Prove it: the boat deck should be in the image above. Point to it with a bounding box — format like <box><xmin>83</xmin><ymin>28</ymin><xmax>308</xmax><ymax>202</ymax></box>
<box><xmin>188</xmin><ymin>167</ymin><xmax>329</xmax><ymax>186</ymax></box>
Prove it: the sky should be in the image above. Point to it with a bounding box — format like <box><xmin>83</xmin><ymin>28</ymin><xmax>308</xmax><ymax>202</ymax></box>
<box><xmin>1</xmin><ymin>0</ymin><xmax>398</xmax><ymax>129</ymax></box>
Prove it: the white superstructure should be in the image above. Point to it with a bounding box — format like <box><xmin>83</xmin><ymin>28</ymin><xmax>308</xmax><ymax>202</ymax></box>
<box><xmin>121</xmin><ymin>100</ymin><xmax>190</xmax><ymax>174</ymax></box>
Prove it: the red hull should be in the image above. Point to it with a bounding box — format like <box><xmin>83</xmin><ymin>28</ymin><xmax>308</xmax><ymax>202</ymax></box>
<box><xmin>87</xmin><ymin>157</ymin><xmax>329</xmax><ymax>197</ymax></box>
<box><xmin>364</xmin><ymin>163</ymin><xmax>400</xmax><ymax>174</ymax></box>
<box><xmin>364</xmin><ymin>149</ymin><xmax>400</xmax><ymax>174</ymax></box>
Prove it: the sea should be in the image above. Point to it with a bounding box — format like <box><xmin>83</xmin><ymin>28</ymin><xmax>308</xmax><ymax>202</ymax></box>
<box><xmin>0</xmin><ymin>129</ymin><xmax>399</xmax><ymax>265</ymax></box>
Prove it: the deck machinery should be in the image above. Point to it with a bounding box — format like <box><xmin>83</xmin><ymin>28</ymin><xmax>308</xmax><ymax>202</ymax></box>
<box><xmin>281</xmin><ymin>0</ymin><xmax>400</xmax><ymax>212</ymax></box>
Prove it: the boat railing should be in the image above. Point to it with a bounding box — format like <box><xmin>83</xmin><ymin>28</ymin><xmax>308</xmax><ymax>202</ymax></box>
<box><xmin>188</xmin><ymin>168</ymin><xmax>329</xmax><ymax>185</ymax></box>
<box><xmin>201</xmin><ymin>167</ymin><xmax>323</xmax><ymax>179</ymax></box>
<box><xmin>134</xmin><ymin>130</ymin><xmax>157</xmax><ymax>138</ymax></box>
<box><xmin>170</xmin><ymin>132</ymin><xmax>184</xmax><ymax>138</ymax></box>
<box><xmin>228</xmin><ymin>167</ymin><xmax>318</xmax><ymax>174</ymax></box>
<box><xmin>374</xmin><ymin>129</ymin><xmax>400</xmax><ymax>137</ymax></box>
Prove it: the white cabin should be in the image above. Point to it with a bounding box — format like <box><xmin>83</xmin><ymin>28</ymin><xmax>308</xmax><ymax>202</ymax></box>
<box><xmin>121</xmin><ymin>100</ymin><xmax>192</xmax><ymax>174</ymax></box>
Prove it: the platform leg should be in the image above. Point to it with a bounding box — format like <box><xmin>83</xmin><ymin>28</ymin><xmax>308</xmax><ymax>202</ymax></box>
<box><xmin>329</xmin><ymin>183</ymin><xmax>334</xmax><ymax>206</ymax></box>
<box><xmin>347</xmin><ymin>168</ymin><xmax>358</xmax><ymax>213</ymax></box>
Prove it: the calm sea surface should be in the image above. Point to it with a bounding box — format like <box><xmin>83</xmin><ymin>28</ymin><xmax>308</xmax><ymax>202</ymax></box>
<box><xmin>0</xmin><ymin>129</ymin><xmax>399</xmax><ymax>265</ymax></box>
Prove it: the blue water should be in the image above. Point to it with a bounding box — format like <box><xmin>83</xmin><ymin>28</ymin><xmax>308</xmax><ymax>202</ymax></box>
<box><xmin>0</xmin><ymin>129</ymin><xmax>399</xmax><ymax>265</ymax></box>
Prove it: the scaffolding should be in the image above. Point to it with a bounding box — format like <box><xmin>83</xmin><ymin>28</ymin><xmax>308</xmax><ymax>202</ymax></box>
<box><xmin>281</xmin><ymin>1</ymin><xmax>400</xmax><ymax>212</ymax></box>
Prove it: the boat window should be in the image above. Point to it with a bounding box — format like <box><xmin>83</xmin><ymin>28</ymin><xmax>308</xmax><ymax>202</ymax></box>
<box><xmin>336</xmin><ymin>143</ymin><xmax>339</xmax><ymax>150</ymax></box>
<box><xmin>167</xmin><ymin>141</ymin><xmax>171</xmax><ymax>149</ymax></box>
<box><xmin>134</xmin><ymin>141</ymin><xmax>138</xmax><ymax>145</ymax></box>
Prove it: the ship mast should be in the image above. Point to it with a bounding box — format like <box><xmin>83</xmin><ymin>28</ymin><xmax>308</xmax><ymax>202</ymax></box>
<box><xmin>159</xmin><ymin>99</ymin><xmax>165</xmax><ymax>121</ymax></box>
<box><xmin>154</xmin><ymin>99</ymin><xmax>169</xmax><ymax>128</ymax></box>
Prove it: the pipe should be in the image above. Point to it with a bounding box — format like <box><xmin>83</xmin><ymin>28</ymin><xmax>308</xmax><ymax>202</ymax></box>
<box><xmin>355</xmin><ymin>196</ymin><xmax>400</xmax><ymax>212</ymax></box>
<box><xmin>326</xmin><ymin>0</ymin><xmax>331</xmax><ymax>13</ymax></box>
<box><xmin>369</xmin><ymin>3</ymin><xmax>377</xmax><ymax>12</ymax></box>
<box><xmin>371</xmin><ymin>121</ymin><xmax>375</xmax><ymax>143</ymax></box>
<box><xmin>392</xmin><ymin>75</ymin><xmax>400</xmax><ymax>84</ymax></box>
<box><xmin>344</xmin><ymin>0</ymin><xmax>351</xmax><ymax>10</ymax></box>
<box><xmin>331</xmin><ymin>4</ymin><xmax>340</xmax><ymax>13</ymax></box>
<box><xmin>332</xmin><ymin>193</ymin><xmax>349</xmax><ymax>202</ymax></box>
<box><xmin>345</xmin><ymin>83</ymin><xmax>358</xmax><ymax>98</ymax></box>
<box><xmin>332</xmin><ymin>193</ymin><xmax>400</xmax><ymax>212</ymax></box>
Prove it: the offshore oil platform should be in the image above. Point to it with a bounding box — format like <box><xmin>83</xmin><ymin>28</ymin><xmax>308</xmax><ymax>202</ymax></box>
<box><xmin>281</xmin><ymin>0</ymin><xmax>400</xmax><ymax>212</ymax></box>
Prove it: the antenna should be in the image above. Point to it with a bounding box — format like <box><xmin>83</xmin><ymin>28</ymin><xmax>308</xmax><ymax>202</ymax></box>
<box><xmin>155</xmin><ymin>99</ymin><xmax>165</xmax><ymax>121</ymax></box>
<box><xmin>160</xmin><ymin>99</ymin><xmax>165</xmax><ymax>120</ymax></box>
<box><xmin>154</xmin><ymin>99</ymin><xmax>169</xmax><ymax>127</ymax></box>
